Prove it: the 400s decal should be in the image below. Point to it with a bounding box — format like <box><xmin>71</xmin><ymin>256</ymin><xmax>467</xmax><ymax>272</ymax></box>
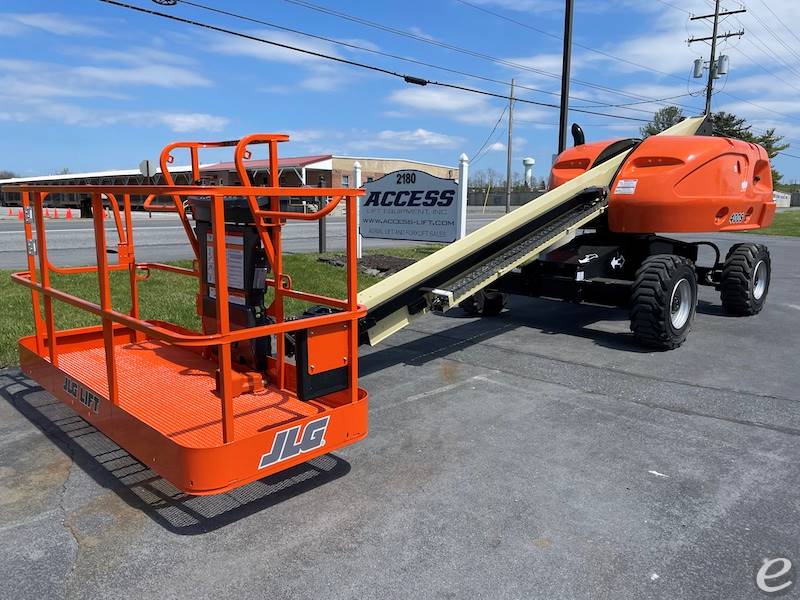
<box><xmin>258</xmin><ymin>416</ymin><xmax>330</xmax><ymax>470</ymax></box>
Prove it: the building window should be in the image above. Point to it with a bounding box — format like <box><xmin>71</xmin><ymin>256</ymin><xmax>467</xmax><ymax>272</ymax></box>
<box><xmin>367</xmin><ymin>177</ymin><xmax>374</xmax><ymax>182</ymax></box>
<box><xmin>341</xmin><ymin>174</ymin><xmax>350</xmax><ymax>187</ymax></box>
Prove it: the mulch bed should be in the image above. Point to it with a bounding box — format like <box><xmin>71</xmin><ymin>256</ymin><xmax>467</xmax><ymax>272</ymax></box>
<box><xmin>318</xmin><ymin>254</ymin><xmax>415</xmax><ymax>277</ymax></box>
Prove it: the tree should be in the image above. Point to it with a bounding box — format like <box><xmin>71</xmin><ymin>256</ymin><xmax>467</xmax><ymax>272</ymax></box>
<box><xmin>751</xmin><ymin>128</ymin><xmax>789</xmax><ymax>184</ymax></box>
<box><xmin>711</xmin><ymin>111</ymin><xmax>752</xmax><ymax>139</ymax></box>
<box><xmin>640</xmin><ymin>106</ymin><xmax>684</xmax><ymax>137</ymax></box>
<box><xmin>711</xmin><ymin>111</ymin><xmax>788</xmax><ymax>184</ymax></box>
<box><xmin>55</xmin><ymin>168</ymin><xmax>71</xmax><ymax>175</ymax></box>
<box><xmin>0</xmin><ymin>170</ymin><xmax>16</xmax><ymax>179</ymax></box>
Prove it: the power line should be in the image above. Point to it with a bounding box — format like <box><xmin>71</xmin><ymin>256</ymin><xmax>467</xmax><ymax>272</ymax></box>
<box><xmin>728</xmin><ymin>45</ymin><xmax>800</xmax><ymax>94</ymax></box>
<box><xmin>452</xmin><ymin>0</ymin><xmax>687</xmax><ymax>82</ymax></box>
<box><xmin>653</xmin><ymin>0</ymin><xmax>693</xmax><ymax>15</ymax></box>
<box><xmin>96</xmin><ymin>0</ymin><xmax>651</xmax><ymax>122</ymax></box>
<box><xmin>723</xmin><ymin>3</ymin><xmax>800</xmax><ymax>80</ymax></box>
<box><xmin>720</xmin><ymin>89</ymin><xmax>800</xmax><ymax>122</ymax></box>
<box><xmin>604</xmin><ymin>0</ymin><xmax>800</xmax><ymax>124</ymax></box>
<box><xmin>748</xmin><ymin>0</ymin><xmax>800</xmax><ymax>65</ymax></box>
<box><xmin>174</xmin><ymin>0</ymin><xmax>702</xmax><ymax>118</ymax></box>
<box><xmin>167</xmin><ymin>0</ymin><xmax>662</xmax><ymax>112</ymax></box>
<box><xmin>280</xmin><ymin>0</ymin><xmax>703</xmax><ymax>110</ymax></box>
<box><xmin>471</xmin><ymin>106</ymin><xmax>507</xmax><ymax>161</ymax></box>
<box><xmin>757</xmin><ymin>0</ymin><xmax>800</xmax><ymax>48</ymax></box>
<box><xmin>686</xmin><ymin>1</ymin><xmax>800</xmax><ymax>123</ymax></box>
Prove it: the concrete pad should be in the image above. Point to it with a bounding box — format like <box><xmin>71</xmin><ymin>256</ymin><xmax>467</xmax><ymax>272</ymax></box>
<box><xmin>1</xmin><ymin>233</ymin><xmax>799</xmax><ymax>599</ymax></box>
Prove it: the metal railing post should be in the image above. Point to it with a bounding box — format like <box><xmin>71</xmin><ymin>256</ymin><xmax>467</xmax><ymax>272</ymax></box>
<box><xmin>345</xmin><ymin>194</ymin><xmax>359</xmax><ymax>403</ymax></box>
<box><xmin>91</xmin><ymin>193</ymin><xmax>119</xmax><ymax>405</ymax></box>
<box><xmin>210</xmin><ymin>194</ymin><xmax>235</xmax><ymax>442</ymax></box>
<box><xmin>123</xmin><ymin>193</ymin><xmax>145</xmax><ymax>343</ymax></box>
<box><xmin>268</xmin><ymin>141</ymin><xmax>286</xmax><ymax>390</ymax></box>
<box><xmin>33</xmin><ymin>192</ymin><xmax>58</xmax><ymax>367</ymax></box>
<box><xmin>21</xmin><ymin>191</ymin><xmax>45</xmax><ymax>354</ymax></box>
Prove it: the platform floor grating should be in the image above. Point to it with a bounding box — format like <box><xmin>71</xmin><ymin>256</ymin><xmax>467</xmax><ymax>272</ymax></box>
<box><xmin>57</xmin><ymin>340</ymin><xmax>325</xmax><ymax>448</ymax></box>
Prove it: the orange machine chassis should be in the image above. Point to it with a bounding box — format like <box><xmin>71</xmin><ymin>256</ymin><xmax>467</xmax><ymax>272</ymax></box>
<box><xmin>9</xmin><ymin>134</ymin><xmax>368</xmax><ymax>495</ymax></box>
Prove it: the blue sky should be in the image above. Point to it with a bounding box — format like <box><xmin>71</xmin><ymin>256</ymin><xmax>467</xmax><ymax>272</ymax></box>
<box><xmin>2</xmin><ymin>0</ymin><xmax>799</xmax><ymax>181</ymax></box>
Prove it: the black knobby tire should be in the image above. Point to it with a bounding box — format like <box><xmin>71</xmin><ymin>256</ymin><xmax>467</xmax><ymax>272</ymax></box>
<box><xmin>459</xmin><ymin>289</ymin><xmax>508</xmax><ymax>316</ymax></box>
<box><xmin>720</xmin><ymin>243</ymin><xmax>771</xmax><ymax>316</ymax></box>
<box><xmin>630</xmin><ymin>255</ymin><xmax>698</xmax><ymax>350</ymax></box>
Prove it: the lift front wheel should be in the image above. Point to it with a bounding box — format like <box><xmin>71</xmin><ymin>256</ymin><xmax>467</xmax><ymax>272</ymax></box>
<box><xmin>630</xmin><ymin>255</ymin><xmax>697</xmax><ymax>350</ymax></box>
<box><xmin>720</xmin><ymin>243</ymin><xmax>771</xmax><ymax>316</ymax></box>
<box><xmin>459</xmin><ymin>290</ymin><xmax>508</xmax><ymax>316</ymax></box>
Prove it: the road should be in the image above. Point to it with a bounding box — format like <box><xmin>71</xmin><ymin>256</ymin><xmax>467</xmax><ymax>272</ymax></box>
<box><xmin>0</xmin><ymin>210</ymin><xmax>503</xmax><ymax>270</ymax></box>
<box><xmin>1</xmin><ymin>231</ymin><xmax>799</xmax><ymax>599</ymax></box>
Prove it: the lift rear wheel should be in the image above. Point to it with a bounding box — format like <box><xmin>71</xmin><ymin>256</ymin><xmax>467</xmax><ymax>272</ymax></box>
<box><xmin>630</xmin><ymin>255</ymin><xmax>697</xmax><ymax>350</ymax></box>
<box><xmin>459</xmin><ymin>289</ymin><xmax>508</xmax><ymax>316</ymax></box>
<box><xmin>720</xmin><ymin>243</ymin><xmax>771</xmax><ymax>316</ymax></box>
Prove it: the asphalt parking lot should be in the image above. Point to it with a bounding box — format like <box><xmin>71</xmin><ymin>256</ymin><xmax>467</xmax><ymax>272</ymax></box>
<box><xmin>1</xmin><ymin>231</ymin><xmax>799</xmax><ymax>599</ymax></box>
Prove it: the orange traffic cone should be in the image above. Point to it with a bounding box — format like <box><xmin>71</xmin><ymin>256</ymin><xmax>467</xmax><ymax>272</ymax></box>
<box><xmin>17</xmin><ymin>208</ymin><xmax>23</xmax><ymax>220</ymax></box>
<box><xmin>54</xmin><ymin>208</ymin><xmax>59</xmax><ymax>219</ymax></box>
<box><xmin>66</xmin><ymin>208</ymin><xmax>73</xmax><ymax>220</ymax></box>
<box><xmin>104</xmin><ymin>208</ymin><xmax>110</xmax><ymax>219</ymax></box>
<box><xmin>45</xmin><ymin>207</ymin><xmax>50</xmax><ymax>218</ymax></box>
<box><xmin>7</xmin><ymin>207</ymin><xmax>12</xmax><ymax>216</ymax></box>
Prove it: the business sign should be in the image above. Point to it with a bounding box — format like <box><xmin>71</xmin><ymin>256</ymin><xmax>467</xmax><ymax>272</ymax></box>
<box><xmin>360</xmin><ymin>170</ymin><xmax>463</xmax><ymax>243</ymax></box>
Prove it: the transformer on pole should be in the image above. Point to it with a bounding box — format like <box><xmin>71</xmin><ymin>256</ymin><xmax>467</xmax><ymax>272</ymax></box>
<box><xmin>688</xmin><ymin>1</ymin><xmax>745</xmax><ymax>115</ymax></box>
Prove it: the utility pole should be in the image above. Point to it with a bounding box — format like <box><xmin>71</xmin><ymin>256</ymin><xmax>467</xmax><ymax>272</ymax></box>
<box><xmin>505</xmin><ymin>78</ymin><xmax>515</xmax><ymax>214</ymax></box>
<box><xmin>688</xmin><ymin>1</ymin><xmax>745</xmax><ymax>115</ymax></box>
<box><xmin>557</xmin><ymin>0</ymin><xmax>574</xmax><ymax>154</ymax></box>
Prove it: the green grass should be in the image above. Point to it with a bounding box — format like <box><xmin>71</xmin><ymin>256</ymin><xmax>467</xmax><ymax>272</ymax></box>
<box><xmin>318</xmin><ymin>244</ymin><xmax>445</xmax><ymax>262</ymax></box>
<box><xmin>0</xmin><ymin>248</ymin><xmax>441</xmax><ymax>368</ymax></box>
<box><xmin>749</xmin><ymin>210</ymin><xmax>800</xmax><ymax>237</ymax></box>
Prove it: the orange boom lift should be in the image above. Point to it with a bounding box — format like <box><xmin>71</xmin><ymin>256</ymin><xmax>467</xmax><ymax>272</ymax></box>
<box><xmin>9</xmin><ymin>118</ymin><xmax>778</xmax><ymax>495</ymax></box>
<box><xmin>9</xmin><ymin>135</ymin><xmax>367</xmax><ymax>495</ymax></box>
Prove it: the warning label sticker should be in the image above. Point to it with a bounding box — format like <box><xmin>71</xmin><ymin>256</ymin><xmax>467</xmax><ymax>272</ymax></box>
<box><xmin>206</xmin><ymin>233</ymin><xmax>245</xmax><ymax>290</ymax></box>
<box><xmin>614</xmin><ymin>179</ymin><xmax>638</xmax><ymax>195</ymax></box>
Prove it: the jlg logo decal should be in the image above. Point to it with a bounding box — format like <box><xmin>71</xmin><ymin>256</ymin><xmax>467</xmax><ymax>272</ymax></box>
<box><xmin>63</xmin><ymin>376</ymin><xmax>100</xmax><ymax>414</ymax></box>
<box><xmin>258</xmin><ymin>416</ymin><xmax>330</xmax><ymax>469</ymax></box>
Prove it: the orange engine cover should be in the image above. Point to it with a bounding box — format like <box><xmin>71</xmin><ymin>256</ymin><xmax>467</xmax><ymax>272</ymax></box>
<box><xmin>609</xmin><ymin>135</ymin><xmax>776</xmax><ymax>233</ymax></box>
<box><xmin>548</xmin><ymin>140</ymin><xmax>622</xmax><ymax>189</ymax></box>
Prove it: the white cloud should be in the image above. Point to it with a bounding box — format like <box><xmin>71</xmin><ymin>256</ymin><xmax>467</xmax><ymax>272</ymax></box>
<box><xmin>286</xmin><ymin>129</ymin><xmax>329</xmax><ymax>144</ymax></box>
<box><xmin>0</xmin><ymin>53</ymin><xmax>224</xmax><ymax>133</ymax></box>
<box><xmin>387</xmin><ymin>86</ymin><xmax>504</xmax><ymax>125</ymax></box>
<box><xmin>155</xmin><ymin>113</ymin><xmax>229</xmax><ymax>132</ymax></box>
<box><xmin>299</xmin><ymin>69</ymin><xmax>341</xmax><ymax>92</ymax></box>
<box><xmin>209</xmin><ymin>29</ymin><xmax>340</xmax><ymax>66</ymax></box>
<box><xmin>0</xmin><ymin>97</ymin><xmax>228</xmax><ymax>133</ymax></box>
<box><xmin>64</xmin><ymin>46</ymin><xmax>197</xmax><ymax>68</ymax></box>
<box><xmin>389</xmin><ymin>86</ymin><xmax>488</xmax><ymax>112</ymax></box>
<box><xmin>271</xmin><ymin>127</ymin><xmax>463</xmax><ymax>154</ymax></box>
<box><xmin>407</xmin><ymin>26</ymin><xmax>438</xmax><ymax>42</ymax></box>
<box><xmin>374</xmin><ymin>128</ymin><xmax>463</xmax><ymax>148</ymax></box>
<box><xmin>504</xmin><ymin>53</ymin><xmax>571</xmax><ymax>77</ymax></box>
<box><xmin>0</xmin><ymin>12</ymin><xmax>106</xmax><ymax>37</ymax></box>
<box><xmin>717</xmin><ymin>99</ymin><xmax>800</xmax><ymax>118</ymax></box>
<box><xmin>74</xmin><ymin>65</ymin><xmax>211</xmax><ymax>88</ymax></box>
<box><xmin>208</xmin><ymin>29</ymin><xmax>359</xmax><ymax>94</ymax></box>
<box><xmin>487</xmin><ymin>141</ymin><xmax>505</xmax><ymax>151</ymax></box>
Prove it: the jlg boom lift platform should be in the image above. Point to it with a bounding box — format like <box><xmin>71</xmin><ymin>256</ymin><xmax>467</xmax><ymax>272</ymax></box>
<box><xmin>11</xmin><ymin>116</ymin><xmax>775</xmax><ymax>495</ymax></box>
<box><xmin>11</xmin><ymin>135</ymin><xmax>367</xmax><ymax>495</ymax></box>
